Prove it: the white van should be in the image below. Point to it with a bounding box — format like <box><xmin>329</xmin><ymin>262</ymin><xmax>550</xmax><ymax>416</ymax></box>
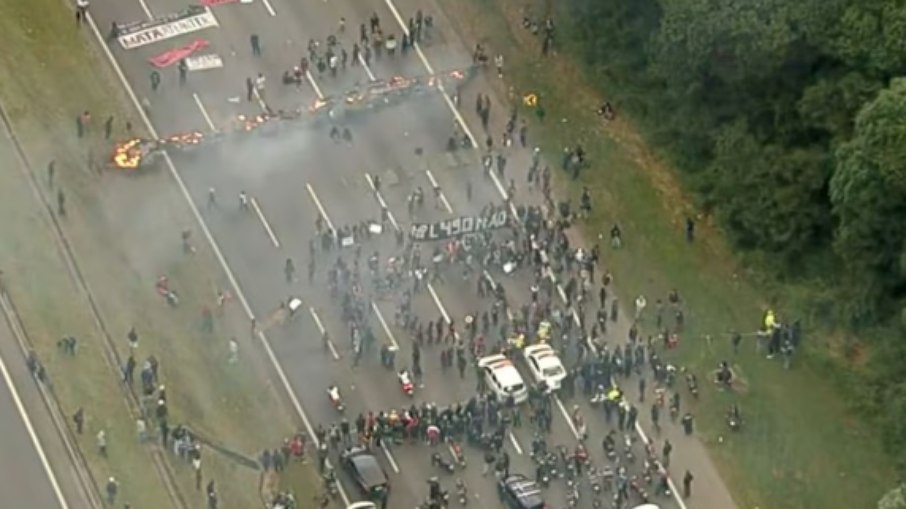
<box><xmin>478</xmin><ymin>354</ymin><xmax>529</xmax><ymax>404</ymax></box>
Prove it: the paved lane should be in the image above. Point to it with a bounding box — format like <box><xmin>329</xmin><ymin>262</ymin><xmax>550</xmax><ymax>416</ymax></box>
<box><xmin>84</xmin><ymin>0</ymin><xmax>691</xmax><ymax>506</ymax></box>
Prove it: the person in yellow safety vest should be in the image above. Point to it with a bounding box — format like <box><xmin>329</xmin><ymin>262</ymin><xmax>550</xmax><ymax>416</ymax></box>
<box><xmin>537</xmin><ymin>320</ymin><xmax>551</xmax><ymax>342</ymax></box>
<box><xmin>607</xmin><ymin>387</ymin><xmax>623</xmax><ymax>402</ymax></box>
<box><xmin>508</xmin><ymin>333</ymin><xmax>526</xmax><ymax>350</ymax></box>
<box><xmin>763</xmin><ymin>309</ymin><xmax>776</xmax><ymax>332</ymax></box>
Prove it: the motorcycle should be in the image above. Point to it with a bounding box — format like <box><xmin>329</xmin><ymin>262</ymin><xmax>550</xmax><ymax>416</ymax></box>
<box><xmin>327</xmin><ymin>385</ymin><xmax>344</xmax><ymax>412</ymax></box>
<box><xmin>602</xmin><ymin>433</ymin><xmax>617</xmax><ymax>462</ymax></box>
<box><xmin>622</xmin><ymin>434</ymin><xmax>635</xmax><ymax>464</ymax></box>
<box><xmin>449</xmin><ymin>441</ymin><xmax>467</xmax><ymax>468</ymax></box>
<box><xmin>589</xmin><ymin>385</ymin><xmax>607</xmax><ymax>407</ymax></box>
<box><xmin>587</xmin><ymin>466</ymin><xmax>603</xmax><ymax>495</ymax></box>
<box><xmin>322</xmin><ymin>466</ymin><xmax>339</xmax><ymax>498</ymax></box>
<box><xmin>630</xmin><ymin>475</ymin><xmax>649</xmax><ymax>502</ymax></box>
<box><xmin>543</xmin><ymin>452</ymin><xmax>560</xmax><ymax>480</ymax></box>
<box><xmin>398</xmin><ymin>369</ymin><xmax>415</xmax><ymax>397</ymax></box>
<box><xmin>431</xmin><ymin>452</ymin><xmax>455</xmax><ymax>473</ymax></box>
<box><xmin>455</xmin><ymin>479</ymin><xmax>468</xmax><ymax>506</ymax></box>
<box><xmin>566</xmin><ymin>483</ymin><xmax>580</xmax><ymax>508</ymax></box>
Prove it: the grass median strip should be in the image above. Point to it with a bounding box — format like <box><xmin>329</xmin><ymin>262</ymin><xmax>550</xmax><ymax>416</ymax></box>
<box><xmin>434</xmin><ymin>0</ymin><xmax>896</xmax><ymax>508</ymax></box>
<box><xmin>0</xmin><ymin>0</ymin><xmax>319</xmax><ymax>507</ymax></box>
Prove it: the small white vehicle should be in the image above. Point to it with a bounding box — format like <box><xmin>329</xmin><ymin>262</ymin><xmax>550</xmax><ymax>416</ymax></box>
<box><xmin>478</xmin><ymin>354</ymin><xmax>528</xmax><ymax>404</ymax></box>
<box><xmin>523</xmin><ymin>344</ymin><xmax>567</xmax><ymax>391</ymax></box>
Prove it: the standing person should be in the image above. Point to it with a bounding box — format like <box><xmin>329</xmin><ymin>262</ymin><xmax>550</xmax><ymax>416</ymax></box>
<box><xmin>254</xmin><ymin>72</ymin><xmax>266</xmax><ymax>100</ymax></box>
<box><xmin>207</xmin><ymin>187</ymin><xmax>217</xmax><ymax>209</ymax></box>
<box><xmin>178</xmin><ymin>59</ymin><xmax>188</xmax><ymax>86</ymax></box>
<box><xmin>246</xmin><ymin>77</ymin><xmax>254</xmax><ymax>102</ymax></box>
<box><xmin>683</xmin><ymin>470</ymin><xmax>694</xmax><ymax>498</ymax></box>
<box><xmin>77</xmin><ymin>110</ymin><xmax>91</xmax><ymax>138</ymax></box>
<box><xmin>72</xmin><ymin>407</ymin><xmax>84</xmax><ymax>434</ymax></box>
<box><xmin>250</xmin><ymin>34</ymin><xmax>261</xmax><ymax>56</ymax></box>
<box><xmin>105</xmin><ymin>477</ymin><xmax>118</xmax><ymax>505</ymax></box>
<box><xmin>482</xmin><ymin>450</ymin><xmax>495</xmax><ymax>476</ymax></box>
<box><xmin>75</xmin><ymin>0</ymin><xmax>89</xmax><ymax>25</ymax></box>
<box><xmin>494</xmin><ymin>54</ymin><xmax>504</xmax><ymax>78</ymax></box>
<box><xmin>97</xmin><ymin>429</ymin><xmax>107</xmax><ymax>456</ymax></box>
<box><xmin>150</xmin><ymin>70</ymin><xmax>161</xmax><ymax>92</ymax></box>
<box><xmin>57</xmin><ymin>189</ymin><xmax>66</xmax><ymax>217</ymax></box>
<box><xmin>228</xmin><ymin>338</ymin><xmax>239</xmax><ymax>364</ymax></box>
<box><xmin>47</xmin><ymin>160</ymin><xmax>55</xmax><ymax>189</ymax></box>
<box><xmin>104</xmin><ymin>115</ymin><xmax>114</xmax><ymax>140</ymax></box>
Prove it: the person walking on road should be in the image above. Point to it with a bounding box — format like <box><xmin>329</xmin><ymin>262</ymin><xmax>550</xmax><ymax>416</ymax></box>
<box><xmin>250</xmin><ymin>34</ymin><xmax>261</xmax><ymax>56</ymax></box>
<box><xmin>683</xmin><ymin>470</ymin><xmax>694</xmax><ymax>498</ymax></box>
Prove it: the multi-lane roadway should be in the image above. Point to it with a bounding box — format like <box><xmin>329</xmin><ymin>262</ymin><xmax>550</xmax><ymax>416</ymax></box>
<box><xmin>78</xmin><ymin>0</ymin><xmax>737</xmax><ymax>507</ymax></box>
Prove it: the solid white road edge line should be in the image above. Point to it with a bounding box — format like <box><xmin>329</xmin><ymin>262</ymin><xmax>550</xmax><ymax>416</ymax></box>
<box><xmin>80</xmin><ymin>11</ymin><xmax>356</xmax><ymax>506</ymax></box>
<box><xmin>0</xmin><ymin>350</ymin><xmax>70</xmax><ymax>509</ymax></box>
<box><xmin>250</xmin><ymin>197</ymin><xmax>281</xmax><ymax>248</ymax></box>
<box><xmin>308</xmin><ymin>307</ymin><xmax>341</xmax><ymax>360</ymax></box>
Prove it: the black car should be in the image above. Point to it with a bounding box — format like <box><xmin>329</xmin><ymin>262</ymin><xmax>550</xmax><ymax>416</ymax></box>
<box><xmin>497</xmin><ymin>474</ymin><xmax>547</xmax><ymax>509</ymax></box>
<box><xmin>340</xmin><ymin>447</ymin><xmax>390</xmax><ymax>500</ymax></box>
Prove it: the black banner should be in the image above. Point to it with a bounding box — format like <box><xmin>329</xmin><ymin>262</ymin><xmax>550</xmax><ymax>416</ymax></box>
<box><xmin>410</xmin><ymin>210</ymin><xmax>509</xmax><ymax>241</ymax></box>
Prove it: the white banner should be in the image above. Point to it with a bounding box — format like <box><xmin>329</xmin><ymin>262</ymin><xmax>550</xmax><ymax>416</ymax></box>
<box><xmin>185</xmin><ymin>53</ymin><xmax>223</xmax><ymax>71</ymax></box>
<box><xmin>119</xmin><ymin>11</ymin><xmax>219</xmax><ymax>50</ymax></box>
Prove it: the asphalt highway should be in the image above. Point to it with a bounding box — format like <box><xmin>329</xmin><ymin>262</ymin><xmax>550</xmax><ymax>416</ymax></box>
<box><xmin>82</xmin><ymin>0</ymin><xmax>721</xmax><ymax>507</ymax></box>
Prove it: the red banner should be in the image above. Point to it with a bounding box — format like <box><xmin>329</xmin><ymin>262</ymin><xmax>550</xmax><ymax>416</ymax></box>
<box><xmin>149</xmin><ymin>39</ymin><xmax>209</xmax><ymax>68</ymax></box>
<box><xmin>200</xmin><ymin>0</ymin><xmax>240</xmax><ymax>5</ymax></box>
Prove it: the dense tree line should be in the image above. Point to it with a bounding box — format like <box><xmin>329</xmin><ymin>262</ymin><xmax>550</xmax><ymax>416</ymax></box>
<box><xmin>562</xmin><ymin>0</ymin><xmax>906</xmax><ymax>473</ymax></box>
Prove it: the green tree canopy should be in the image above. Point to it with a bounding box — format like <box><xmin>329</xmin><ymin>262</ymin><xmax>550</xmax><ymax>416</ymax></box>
<box><xmin>831</xmin><ymin>78</ymin><xmax>906</xmax><ymax>318</ymax></box>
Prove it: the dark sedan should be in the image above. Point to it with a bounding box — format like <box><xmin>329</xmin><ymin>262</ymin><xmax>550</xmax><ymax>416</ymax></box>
<box><xmin>341</xmin><ymin>447</ymin><xmax>390</xmax><ymax>500</ymax></box>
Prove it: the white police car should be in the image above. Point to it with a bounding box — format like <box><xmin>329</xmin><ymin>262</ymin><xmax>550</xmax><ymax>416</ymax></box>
<box><xmin>478</xmin><ymin>354</ymin><xmax>528</xmax><ymax>404</ymax></box>
<box><xmin>523</xmin><ymin>344</ymin><xmax>567</xmax><ymax>390</ymax></box>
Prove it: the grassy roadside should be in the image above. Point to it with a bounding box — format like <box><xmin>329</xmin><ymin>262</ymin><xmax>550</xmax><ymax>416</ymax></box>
<box><xmin>0</xmin><ymin>136</ymin><xmax>175</xmax><ymax>509</ymax></box>
<box><xmin>0</xmin><ymin>0</ymin><xmax>318</xmax><ymax>506</ymax></box>
<box><xmin>434</xmin><ymin>0</ymin><xmax>895</xmax><ymax>508</ymax></box>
